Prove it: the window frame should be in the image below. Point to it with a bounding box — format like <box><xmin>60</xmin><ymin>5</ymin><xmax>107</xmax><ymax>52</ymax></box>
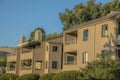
<box><xmin>52</xmin><ymin>46</ymin><xmax>58</xmax><ymax>52</ymax></box>
<box><xmin>82</xmin><ymin>52</ymin><xmax>88</xmax><ymax>64</ymax></box>
<box><xmin>67</xmin><ymin>56</ymin><xmax>74</xmax><ymax>62</ymax></box>
<box><xmin>83</xmin><ymin>29</ymin><xmax>88</xmax><ymax>41</ymax></box>
<box><xmin>102</xmin><ymin>24</ymin><xmax>108</xmax><ymax>37</ymax></box>
<box><xmin>101</xmin><ymin>50</ymin><xmax>109</xmax><ymax>60</ymax></box>
<box><xmin>52</xmin><ymin>61</ymin><xmax>57</xmax><ymax>69</ymax></box>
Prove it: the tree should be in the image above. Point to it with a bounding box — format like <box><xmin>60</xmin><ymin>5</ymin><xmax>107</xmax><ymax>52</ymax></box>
<box><xmin>59</xmin><ymin>0</ymin><xmax>120</xmax><ymax>31</ymax></box>
<box><xmin>46</xmin><ymin>32</ymin><xmax>59</xmax><ymax>40</ymax></box>
<box><xmin>59</xmin><ymin>9</ymin><xmax>75</xmax><ymax>31</ymax></box>
<box><xmin>0</xmin><ymin>57</ymin><xmax>6</xmax><ymax>67</ymax></box>
<box><xmin>102</xmin><ymin>0</ymin><xmax>120</xmax><ymax>16</ymax></box>
<box><xmin>82</xmin><ymin>56</ymin><xmax>120</xmax><ymax>80</ymax></box>
<box><xmin>28</xmin><ymin>27</ymin><xmax>46</xmax><ymax>41</ymax></box>
<box><xmin>0</xmin><ymin>57</ymin><xmax>6</xmax><ymax>74</ymax></box>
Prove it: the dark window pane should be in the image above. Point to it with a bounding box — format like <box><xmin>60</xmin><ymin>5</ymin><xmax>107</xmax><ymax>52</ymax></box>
<box><xmin>83</xmin><ymin>29</ymin><xmax>88</xmax><ymax>41</ymax></box>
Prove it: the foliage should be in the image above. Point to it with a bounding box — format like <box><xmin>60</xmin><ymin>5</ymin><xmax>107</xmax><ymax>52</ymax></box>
<box><xmin>46</xmin><ymin>32</ymin><xmax>59</xmax><ymax>40</ymax></box>
<box><xmin>40</xmin><ymin>73</ymin><xmax>55</xmax><ymax>80</ymax></box>
<box><xmin>16</xmin><ymin>73</ymin><xmax>40</xmax><ymax>80</ymax></box>
<box><xmin>0</xmin><ymin>73</ymin><xmax>18</xmax><ymax>80</ymax></box>
<box><xmin>53</xmin><ymin>71</ymin><xmax>84</xmax><ymax>80</ymax></box>
<box><xmin>82</xmin><ymin>59</ymin><xmax>120</xmax><ymax>80</ymax></box>
<box><xmin>28</xmin><ymin>27</ymin><xmax>46</xmax><ymax>41</ymax></box>
<box><xmin>28</xmin><ymin>27</ymin><xmax>60</xmax><ymax>41</ymax></box>
<box><xmin>60</xmin><ymin>0</ymin><xmax>120</xmax><ymax>31</ymax></box>
<box><xmin>0</xmin><ymin>57</ymin><xmax>6</xmax><ymax>67</ymax></box>
<box><xmin>23</xmin><ymin>59</ymin><xmax>32</xmax><ymax>66</ymax></box>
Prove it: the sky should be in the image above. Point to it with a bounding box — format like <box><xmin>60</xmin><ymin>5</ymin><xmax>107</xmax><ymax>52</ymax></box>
<box><xmin>0</xmin><ymin>0</ymin><xmax>110</xmax><ymax>47</ymax></box>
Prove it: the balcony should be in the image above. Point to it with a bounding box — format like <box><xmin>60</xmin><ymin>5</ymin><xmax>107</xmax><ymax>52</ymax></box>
<box><xmin>64</xmin><ymin>38</ymin><xmax>77</xmax><ymax>52</ymax></box>
<box><xmin>7</xmin><ymin>62</ymin><xmax>16</xmax><ymax>74</ymax></box>
<box><xmin>65</xmin><ymin>38</ymin><xmax>77</xmax><ymax>45</ymax></box>
<box><xmin>20</xmin><ymin>49</ymin><xmax>33</xmax><ymax>60</ymax></box>
<box><xmin>64</xmin><ymin>61</ymin><xmax>77</xmax><ymax>65</ymax></box>
<box><xmin>63</xmin><ymin>52</ymin><xmax>78</xmax><ymax>71</ymax></box>
<box><xmin>20</xmin><ymin>59</ymin><xmax>32</xmax><ymax>76</ymax></box>
<box><xmin>64</xmin><ymin>52</ymin><xmax>77</xmax><ymax>65</ymax></box>
<box><xmin>64</xmin><ymin>31</ymin><xmax>77</xmax><ymax>52</ymax></box>
<box><xmin>7</xmin><ymin>53</ymin><xmax>17</xmax><ymax>62</ymax></box>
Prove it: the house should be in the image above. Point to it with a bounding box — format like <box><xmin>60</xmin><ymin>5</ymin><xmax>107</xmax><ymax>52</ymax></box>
<box><xmin>0</xmin><ymin>46</ymin><xmax>15</xmax><ymax>74</ymax></box>
<box><xmin>63</xmin><ymin>11</ymin><xmax>120</xmax><ymax>71</ymax></box>
<box><xmin>7</xmin><ymin>29</ymin><xmax>63</xmax><ymax>76</ymax></box>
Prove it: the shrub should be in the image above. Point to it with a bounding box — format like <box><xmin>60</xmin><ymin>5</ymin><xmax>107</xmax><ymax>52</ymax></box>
<box><xmin>16</xmin><ymin>73</ymin><xmax>40</xmax><ymax>80</ymax></box>
<box><xmin>82</xmin><ymin>59</ymin><xmax>120</xmax><ymax>80</ymax></box>
<box><xmin>53</xmin><ymin>71</ymin><xmax>84</xmax><ymax>80</ymax></box>
<box><xmin>40</xmin><ymin>73</ymin><xmax>55</xmax><ymax>80</ymax></box>
<box><xmin>0</xmin><ymin>73</ymin><xmax>18</xmax><ymax>80</ymax></box>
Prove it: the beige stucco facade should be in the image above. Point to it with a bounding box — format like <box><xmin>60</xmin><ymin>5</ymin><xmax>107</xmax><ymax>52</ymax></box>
<box><xmin>0</xmin><ymin>47</ymin><xmax>15</xmax><ymax>74</ymax></box>
<box><xmin>6</xmin><ymin>12</ymin><xmax>120</xmax><ymax>75</ymax></box>
<box><xmin>6</xmin><ymin>29</ymin><xmax>63</xmax><ymax>76</ymax></box>
<box><xmin>63</xmin><ymin>12</ymin><xmax>120</xmax><ymax>71</ymax></box>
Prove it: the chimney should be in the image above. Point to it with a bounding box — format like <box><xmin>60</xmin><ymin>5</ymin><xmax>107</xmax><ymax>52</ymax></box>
<box><xmin>20</xmin><ymin>36</ymin><xmax>26</xmax><ymax>44</ymax></box>
<box><xmin>35</xmin><ymin>29</ymin><xmax>43</xmax><ymax>41</ymax></box>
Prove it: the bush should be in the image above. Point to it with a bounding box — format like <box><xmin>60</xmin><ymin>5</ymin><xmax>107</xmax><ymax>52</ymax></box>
<box><xmin>82</xmin><ymin>59</ymin><xmax>120</xmax><ymax>80</ymax></box>
<box><xmin>0</xmin><ymin>73</ymin><xmax>18</xmax><ymax>80</ymax></box>
<box><xmin>53</xmin><ymin>71</ymin><xmax>84</xmax><ymax>80</ymax></box>
<box><xmin>16</xmin><ymin>73</ymin><xmax>40</xmax><ymax>80</ymax></box>
<box><xmin>41</xmin><ymin>73</ymin><xmax>55</xmax><ymax>80</ymax></box>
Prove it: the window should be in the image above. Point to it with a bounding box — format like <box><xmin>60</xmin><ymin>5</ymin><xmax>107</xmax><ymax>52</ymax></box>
<box><xmin>35</xmin><ymin>61</ymin><xmax>42</xmax><ymax>70</ymax></box>
<box><xmin>52</xmin><ymin>46</ymin><xmax>58</xmax><ymax>52</ymax></box>
<box><xmin>83</xmin><ymin>29</ymin><xmax>88</xmax><ymax>41</ymax></box>
<box><xmin>45</xmin><ymin>61</ymin><xmax>48</xmax><ymax>69</ymax></box>
<box><xmin>52</xmin><ymin>61</ymin><xmax>57</xmax><ymax>69</ymax></box>
<box><xmin>67</xmin><ymin>56</ymin><xmax>74</xmax><ymax>62</ymax></box>
<box><xmin>101</xmin><ymin>50</ymin><xmax>109</xmax><ymax>60</ymax></box>
<box><xmin>102</xmin><ymin>24</ymin><xmax>108</xmax><ymax>37</ymax></box>
<box><xmin>67</xmin><ymin>56</ymin><xmax>74</xmax><ymax>65</ymax></box>
<box><xmin>118</xmin><ymin>22</ymin><xmax>120</xmax><ymax>34</ymax></box>
<box><xmin>82</xmin><ymin>52</ymin><xmax>88</xmax><ymax>64</ymax></box>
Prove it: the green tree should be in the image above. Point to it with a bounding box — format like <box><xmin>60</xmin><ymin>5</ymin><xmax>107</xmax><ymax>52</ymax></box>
<box><xmin>59</xmin><ymin>9</ymin><xmax>75</xmax><ymax>31</ymax></box>
<box><xmin>0</xmin><ymin>57</ymin><xmax>6</xmax><ymax>67</ymax></box>
<box><xmin>46</xmin><ymin>32</ymin><xmax>59</xmax><ymax>40</ymax></box>
<box><xmin>82</xmin><ymin>58</ymin><xmax>120</xmax><ymax>80</ymax></box>
<box><xmin>60</xmin><ymin>0</ymin><xmax>120</xmax><ymax>31</ymax></box>
<box><xmin>102</xmin><ymin>0</ymin><xmax>120</xmax><ymax>16</ymax></box>
<box><xmin>28</xmin><ymin>27</ymin><xmax>46</xmax><ymax>41</ymax></box>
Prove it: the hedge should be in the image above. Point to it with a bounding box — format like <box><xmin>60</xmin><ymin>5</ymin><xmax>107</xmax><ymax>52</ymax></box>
<box><xmin>40</xmin><ymin>73</ymin><xmax>55</xmax><ymax>80</ymax></box>
<box><xmin>16</xmin><ymin>73</ymin><xmax>40</xmax><ymax>80</ymax></box>
<box><xmin>53</xmin><ymin>71</ymin><xmax>84</xmax><ymax>80</ymax></box>
<box><xmin>0</xmin><ymin>73</ymin><xmax>18</xmax><ymax>80</ymax></box>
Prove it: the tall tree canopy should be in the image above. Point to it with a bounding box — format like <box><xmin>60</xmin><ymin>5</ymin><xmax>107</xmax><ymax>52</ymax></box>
<box><xmin>59</xmin><ymin>0</ymin><xmax>120</xmax><ymax>31</ymax></box>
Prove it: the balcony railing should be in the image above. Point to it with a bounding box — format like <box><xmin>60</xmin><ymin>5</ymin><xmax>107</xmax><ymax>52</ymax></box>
<box><xmin>64</xmin><ymin>61</ymin><xmax>77</xmax><ymax>65</ymax></box>
<box><xmin>21</xmin><ymin>66</ymin><xmax>31</xmax><ymax>70</ymax></box>
<box><xmin>8</xmin><ymin>68</ymin><xmax>15</xmax><ymax>71</ymax></box>
<box><xmin>65</xmin><ymin>39</ymin><xmax>77</xmax><ymax>45</ymax></box>
<box><xmin>22</xmin><ymin>49</ymin><xmax>33</xmax><ymax>54</ymax></box>
<box><xmin>8</xmin><ymin>53</ymin><xmax>16</xmax><ymax>56</ymax></box>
